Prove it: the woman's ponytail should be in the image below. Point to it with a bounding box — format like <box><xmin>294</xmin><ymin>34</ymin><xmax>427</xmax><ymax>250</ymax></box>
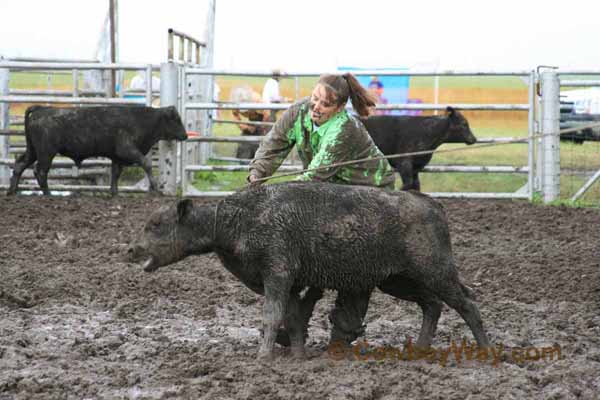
<box><xmin>342</xmin><ymin>73</ymin><xmax>377</xmax><ymax>117</ymax></box>
<box><xmin>317</xmin><ymin>73</ymin><xmax>376</xmax><ymax>117</ymax></box>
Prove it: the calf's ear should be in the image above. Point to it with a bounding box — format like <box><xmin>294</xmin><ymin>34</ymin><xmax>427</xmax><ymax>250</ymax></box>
<box><xmin>176</xmin><ymin>199</ymin><xmax>194</xmax><ymax>222</ymax></box>
<box><xmin>445</xmin><ymin>106</ymin><xmax>455</xmax><ymax>118</ymax></box>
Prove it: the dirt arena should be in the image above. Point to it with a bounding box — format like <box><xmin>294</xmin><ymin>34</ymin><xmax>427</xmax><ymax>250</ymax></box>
<box><xmin>1</xmin><ymin>193</ymin><xmax>598</xmax><ymax>399</ymax></box>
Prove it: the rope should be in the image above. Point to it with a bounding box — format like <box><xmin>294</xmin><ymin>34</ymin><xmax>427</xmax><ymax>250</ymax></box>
<box><xmin>250</xmin><ymin>123</ymin><xmax>600</xmax><ymax>184</ymax></box>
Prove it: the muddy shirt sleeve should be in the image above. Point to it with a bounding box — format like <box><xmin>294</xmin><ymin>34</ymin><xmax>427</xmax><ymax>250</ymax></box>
<box><xmin>248</xmin><ymin>103</ymin><xmax>301</xmax><ymax>179</ymax></box>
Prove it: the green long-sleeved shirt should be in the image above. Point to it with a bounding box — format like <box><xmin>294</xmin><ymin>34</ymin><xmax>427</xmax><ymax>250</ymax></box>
<box><xmin>249</xmin><ymin>98</ymin><xmax>395</xmax><ymax>188</ymax></box>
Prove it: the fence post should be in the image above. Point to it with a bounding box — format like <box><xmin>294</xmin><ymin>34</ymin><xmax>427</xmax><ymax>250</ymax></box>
<box><xmin>196</xmin><ymin>71</ymin><xmax>212</xmax><ymax>165</ymax></box>
<box><xmin>0</xmin><ymin>68</ymin><xmax>9</xmax><ymax>187</ymax></box>
<box><xmin>535</xmin><ymin>91</ymin><xmax>543</xmax><ymax>193</ymax></box>
<box><xmin>145</xmin><ymin>64</ymin><xmax>152</xmax><ymax>106</ymax></box>
<box><xmin>185</xmin><ymin>69</ymin><xmax>202</xmax><ymax>166</ymax></box>
<box><xmin>527</xmin><ymin>70</ymin><xmax>535</xmax><ymax>201</ymax></box>
<box><xmin>159</xmin><ymin>62</ymin><xmax>179</xmax><ymax>195</ymax></box>
<box><xmin>540</xmin><ymin>70</ymin><xmax>560</xmax><ymax>203</ymax></box>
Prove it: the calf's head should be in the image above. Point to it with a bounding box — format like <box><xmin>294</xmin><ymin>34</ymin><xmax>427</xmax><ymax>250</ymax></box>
<box><xmin>127</xmin><ymin>199</ymin><xmax>212</xmax><ymax>272</ymax></box>
<box><xmin>446</xmin><ymin>106</ymin><xmax>477</xmax><ymax>145</ymax></box>
<box><xmin>159</xmin><ymin>106</ymin><xmax>189</xmax><ymax>141</ymax></box>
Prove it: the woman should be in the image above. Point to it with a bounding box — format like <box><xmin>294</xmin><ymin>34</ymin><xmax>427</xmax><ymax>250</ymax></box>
<box><xmin>248</xmin><ymin>73</ymin><xmax>395</xmax><ymax>188</ymax></box>
<box><xmin>248</xmin><ymin>73</ymin><xmax>396</xmax><ymax>348</ymax></box>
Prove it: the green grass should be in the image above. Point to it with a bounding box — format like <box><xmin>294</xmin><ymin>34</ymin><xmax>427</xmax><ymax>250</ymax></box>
<box><xmin>420</xmin><ymin>172</ymin><xmax>527</xmax><ymax>193</ymax></box>
<box><xmin>192</xmin><ymin>163</ymin><xmax>250</xmax><ymax>192</ymax></box>
<box><xmin>10</xmin><ymin>72</ymin><xmax>74</xmax><ymax>88</ymax></box>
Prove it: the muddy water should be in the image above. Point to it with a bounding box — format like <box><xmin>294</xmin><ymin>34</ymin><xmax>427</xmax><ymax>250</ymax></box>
<box><xmin>1</xmin><ymin>196</ymin><xmax>598</xmax><ymax>399</ymax></box>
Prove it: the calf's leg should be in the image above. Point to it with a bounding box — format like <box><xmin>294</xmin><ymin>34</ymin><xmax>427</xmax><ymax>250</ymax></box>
<box><xmin>412</xmin><ymin>171</ymin><xmax>421</xmax><ymax>191</ymax></box>
<box><xmin>378</xmin><ymin>276</ymin><xmax>442</xmax><ymax>349</ymax></box>
<box><xmin>398</xmin><ymin>160</ymin><xmax>416</xmax><ymax>191</ymax></box>
<box><xmin>284</xmin><ymin>291</ymin><xmax>307</xmax><ymax>359</ymax></box>
<box><xmin>139</xmin><ymin>154</ymin><xmax>161</xmax><ymax>193</ymax></box>
<box><xmin>34</xmin><ymin>153</ymin><xmax>55</xmax><ymax>195</ymax></box>
<box><xmin>414</xmin><ymin>298</ymin><xmax>442</xmax><ymax>348</ymax></box>
<box><xmin>110</xmin><ymin>162</ymin><xmax>123</xmax><ymax>196</ymax></box>
<box><xmin>259</xmin><ymin>271</ymin><xmax>292</xmax><ymax>360</ymax></box>
<box><xmin>329</xmin><ymin>290</ymin><xmax>371</xmax><ymax>346</ymax></box>
<box><xmin>7</xmin><ymin>150</ymin><xmax>37</xmax><ymax>195</ymax></box>
<box><xmin>435</xmin><ymin>275</ymin><xmax>490</xmax><ymax>348</ymax></box>
<box><xmin>277</xmin><ymin>286</ymin><xmax>323</xmax><ymax>346</ymax></box>
<box><xmin>277</xmin><ymin>288</ymin><xmax>371</xmax><ymax>348</ymax></box>
<box><xmin>115</xmin><ymin>146</ymin><xmax>159</xmax><ymax>193</ymax></box>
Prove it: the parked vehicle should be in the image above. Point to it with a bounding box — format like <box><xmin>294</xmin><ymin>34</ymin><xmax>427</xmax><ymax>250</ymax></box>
<box><xmin>560</xmin><ymin>89</ymin><xmax>600</xmax><ymax>144</ymax></box>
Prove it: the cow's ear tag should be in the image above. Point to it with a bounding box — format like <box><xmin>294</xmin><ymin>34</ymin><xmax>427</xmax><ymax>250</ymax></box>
<box><xmin>445</xmin><ymin>106</ymin><xmax>455</xmax><ymax>118</ymax></box>
<box><xmin>177</xmin><ymin>199</ymin><xmax>193</xmax><ymax>222</ymax></box>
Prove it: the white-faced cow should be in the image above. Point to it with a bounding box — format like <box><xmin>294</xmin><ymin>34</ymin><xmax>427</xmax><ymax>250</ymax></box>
<box><xmin>7</xmin><ymin>105</ymin><xmax>187</xmax><ymax>196</ymax></box>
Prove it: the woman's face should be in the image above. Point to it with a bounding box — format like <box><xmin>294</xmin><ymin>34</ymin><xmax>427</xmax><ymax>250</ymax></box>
<box><xmin>309</xmin><ymin>84</ymin><xmax>344</xmax><ymax>125</ymax></box>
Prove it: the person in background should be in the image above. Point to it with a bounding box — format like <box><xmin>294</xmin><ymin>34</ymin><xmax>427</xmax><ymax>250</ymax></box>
<box><xmin>248</xmin><ymin>73</ymin><xmax>396</xmax><ymax>346</ymax></box>
<box><xmin>262</xmin><ymin>69</ymin><xmax>291</xmax><ymax>122</ymax></box>
<box><xmin>127</xmin><ymin>70</ymin><xmax>161</xmax><ymax>105</ymax></box>
<box><xmin>129</xmin><ymin>70</ymin><xmax>160</xmax><ymax>92</ymax></box>
<box><xmin>368</xmin><ymin>77</ymin><xmax>389</xmax><ymax>115</ymax></box>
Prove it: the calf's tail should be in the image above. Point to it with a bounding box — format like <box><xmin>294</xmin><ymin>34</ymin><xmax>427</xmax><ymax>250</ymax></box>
<box><xmin>24</xmin><ymin>105</ymin><xmax>39</xmax><ymax>131</ymax></box>
<box><xmin>23</xmin><ymin>106</ymin><xmax>41</xmax><ymax>155</ymax></box>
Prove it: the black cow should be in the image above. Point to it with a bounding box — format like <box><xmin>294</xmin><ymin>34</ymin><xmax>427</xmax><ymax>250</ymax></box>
<box><xmin>7</xmin><ymin>105</ymin><xmax>187</xmax><ymax>196</ymax></box>
<box><xmin>128</xmin><ymin>182</ymin><xmax>490</xmax><ymax>360</ymax></box>
<box><xmin>363</xmin><ymin>107</ymin><xmax>477</xmax><ymax>191</ymax></box>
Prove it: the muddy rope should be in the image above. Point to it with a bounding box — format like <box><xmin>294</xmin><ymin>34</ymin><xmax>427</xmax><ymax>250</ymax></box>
<box><xmin>250</xmin><ymin>122</ymin><xmax>600</xmax><ymax>185</ymax></box>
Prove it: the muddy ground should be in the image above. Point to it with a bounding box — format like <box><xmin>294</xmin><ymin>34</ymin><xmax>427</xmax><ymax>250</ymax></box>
<box><xmin>0</xmin><ymin>193</ymin><xmax>599</xmax><ymax>400</ymax></box>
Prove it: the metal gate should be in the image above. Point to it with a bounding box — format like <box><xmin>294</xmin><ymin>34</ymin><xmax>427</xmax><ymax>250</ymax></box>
<box><xmin>177</xmin><ymin>68</ymin><xmax>546</xmax><ymax>200</ymax></box>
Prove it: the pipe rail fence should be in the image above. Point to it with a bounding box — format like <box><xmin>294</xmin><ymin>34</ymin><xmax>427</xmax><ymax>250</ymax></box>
<box><xmin>0</xmin><ymin>59</ymin><xmax>598</xmax><ymax>203</ymax></box>
<box><xmin>178</xmin><ymin>68</ymin><xmax>539</xmax><ymax>199</ymax></box>
<box><xmin>0</xmin><ymin>59</ymin><xmax>161</xmax><ymax>194</ymax></box>
<box><xmin>557</xmin><ymin>71</ymin><xmax>600</xmax><ymax>201</ymax></box>
<box><xmin>168</xmin><ymin>28</ymin><xmax>206</xmax><ymax>64</ymax></box>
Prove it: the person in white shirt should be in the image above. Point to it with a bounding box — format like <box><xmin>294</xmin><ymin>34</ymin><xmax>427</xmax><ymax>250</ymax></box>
<box><xmin>129</xmin><ymin>71</ymin><xmax>160</xmax><ymax>91</ymax></box>
<box><xmin>129</xmin><ymin>74</ymin><xmax>145</xmax><ymax>91</ymax></box>
<box><xmin>262</xmin><ymin>70</ymin><xmax>290</xmax><ymax>121</ymax></box>
<box><xmin>262</xmin><ymin>76</ymin><xmax>282</xmax><ymax>103</ymax></box>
